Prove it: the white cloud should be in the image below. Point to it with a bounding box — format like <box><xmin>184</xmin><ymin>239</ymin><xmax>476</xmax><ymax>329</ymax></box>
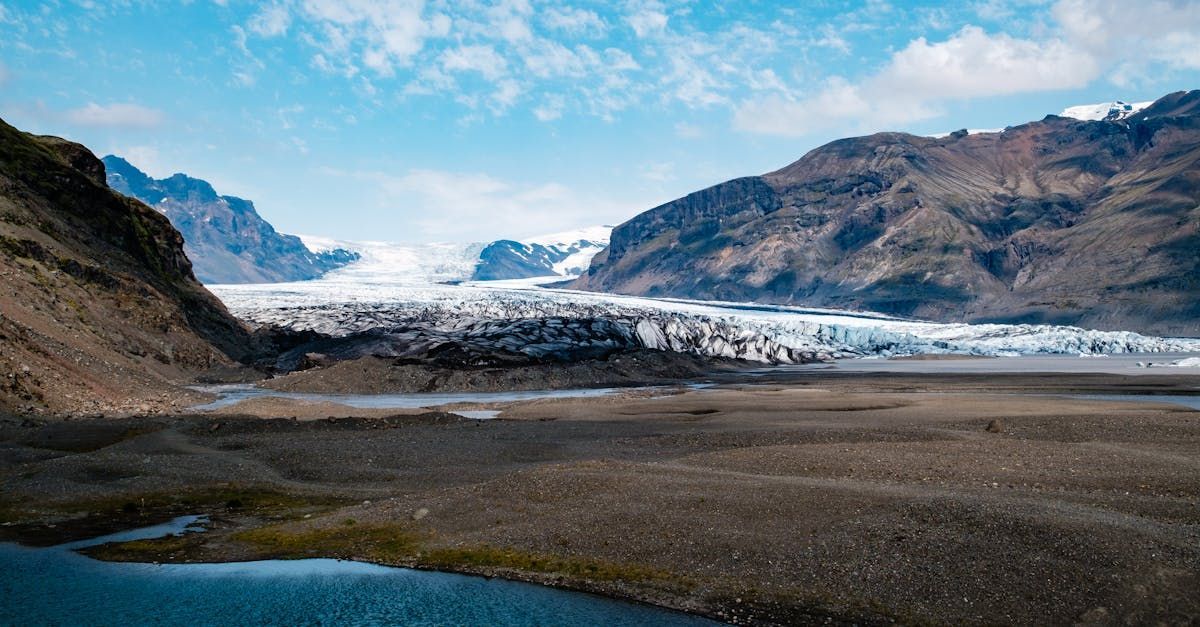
<box><xmin>873</xmin><ymin>26</ymin><xmax>1096</xmax><ymax>99</ymax></box>
<box><xmin>0</xmin><ymin>62</ymin><xmax>9</xmax><ymax>86</ymax></box>
<box><xmin>626</xmin><ymin>10</ymin><xmax>667</xmax><ymax>38</ymax></box>
<box><xmin>334</xmin><ymin>167</ymin><xmax>630</xmax><ymax>241</ymax></box>
<box><xmin>231</xmin><ymin>71</ymin><xmax>256</xmax><ymax>87</ymax></box>
<box><xmin>65</xmin><ymin>102</ymin><xmax>166</xmax><ymax>129</ymax></box>
<box><xmin>734</xmin><ymin>77</ymin><xmax>875</xmax><ymax>138</ymax></box>
<box><xmin>292</xmin><ymin>0</ymin><xmax>451</xmax><ymax>75</ymax></box>
<box><xmin>542</xmin><ymin>7</ymin><xmax>605</xmax><ymax>36</ymax></box>
<box><xmin>112</xmin><ymin>145</ymin><xmax>168</xmax><ymax>178</ymax></box>
<box><xmin>734</xmin><ymin>0</ymin><xmax>1200</xmax><ymax>137</ymax></box>
<box><xmin>441</xmin><ymin>44</ymin><xmax>507</xmax><ymax>81</ymax></box>
<box><xmin>488</xmin><ymin>0</ymin><xmax>533</xmax><ymax>43</ymax></box>
<box><xmin>223</xmin><ymin>0</ymin><xmax>1197</xmax><ymax>133</ymax></box>
<box><xmin>532</xmin><ymin>94</ymin><xmax>564</xmax><ymax>121</ymax></box>
<box><xmin>489</xmin><ymin>78</ymin><xmax>522</xmax><ymax>112</ymax></box>
<box><xmin>520</xmin><ymin>40</ymin><xmax>588</xmax><ymax>78</ymax></box>
<box><xmin>1053</xmin><ymin>0</ymin><xmax>1200</xmax><ymax>70</ymax></box>
<box><xmin>248</xmin><ymin>3</ymin><xmax>291</xmax><ymax>37</ymax></box>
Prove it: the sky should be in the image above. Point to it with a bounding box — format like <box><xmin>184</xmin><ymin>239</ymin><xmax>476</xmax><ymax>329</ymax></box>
<box><xmin>1</xmin><ymin>0</ymin><xmax>1199</xmax><ymax>243</ymax></box>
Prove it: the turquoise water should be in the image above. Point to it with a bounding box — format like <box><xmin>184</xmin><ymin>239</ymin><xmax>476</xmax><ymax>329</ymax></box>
<box><xmin>0</xmin><ymin>518</ymin><xmax>714</xmax><ymax>626</ymax></box>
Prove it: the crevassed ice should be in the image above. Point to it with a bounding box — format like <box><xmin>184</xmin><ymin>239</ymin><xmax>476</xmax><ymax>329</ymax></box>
<box><xmin>209</xmin><ymin>276</ymin><xmax>1200</xmax><ymax>364</ymax></box>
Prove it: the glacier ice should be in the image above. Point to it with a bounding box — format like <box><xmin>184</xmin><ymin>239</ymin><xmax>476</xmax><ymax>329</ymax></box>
<box><xmin>209</xmin><ymin>274</ymin><xmax>1200</xmax><ymax>365</ymax></box>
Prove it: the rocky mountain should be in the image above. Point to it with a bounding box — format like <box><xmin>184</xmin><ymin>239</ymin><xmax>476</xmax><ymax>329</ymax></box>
<box><xmin>473</xmin><ymin>226</ymin><xmax>610</xmax><ymax>281</ymax></box>
<box><xmin>574</xmin><ymin>90</ymin><xmax>1200</xmax><ymax>336</ymax></box>
<box><xmin>103</xmin><ymin>156</ymin><xmax>358</xmax><ymax>284</ymax></box>
<box><xmin>0</xmin><ymin>119</ymin><xmax>259</xmax><ymax>413</ymax></box>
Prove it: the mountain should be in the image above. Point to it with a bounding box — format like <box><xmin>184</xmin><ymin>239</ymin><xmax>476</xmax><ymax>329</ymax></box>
<box><xmin>573</xmin><ymin>90</ymin><xmax>1200</xmax><ymax>336</ymax></box>
<box><xmin>0</xmin><ymin>119</ymin><xmax>256</xmax><ymax>413</ymax></box>
<box><xmin>103</xmin><ymin>156</ymin><xmax>358</xmax><ymax>284</ymax></box>
<box><xmin>472</xmin><ymin>226</ymin><xmax>610</xmax><ymax>281</ymax></box>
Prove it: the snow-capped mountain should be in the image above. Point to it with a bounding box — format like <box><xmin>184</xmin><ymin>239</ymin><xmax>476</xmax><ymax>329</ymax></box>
<box><xmin>473</xmin><ymin>226</ymin><xmax>611</xmax><ymax>280</ymax></box>
<box><xmin>1059</xmin><ymin>100</ymin><xmax>1153</xmax><ymax>121</ymax></box>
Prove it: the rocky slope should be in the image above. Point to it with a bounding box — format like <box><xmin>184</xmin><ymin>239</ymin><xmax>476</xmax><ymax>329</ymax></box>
<box><xmin>104</xmin><ymin>156</ymin><xmax>358</xmax><ymax>284</ymax></box>
<box><xmin>574</xmin><ymin>90</ymin><xmax>1200</xmax><ymax>336</ymax></box>
<box><xmin>0</xmin><ymin>119</ymin><xmax>256</xmax><ymax>413</ymax></box>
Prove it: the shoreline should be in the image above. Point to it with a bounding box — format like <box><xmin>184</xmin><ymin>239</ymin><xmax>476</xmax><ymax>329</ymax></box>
<box><xmin>2</xmin><ymin>535</ymin><xmax>734</xmax><ymax>625</ymax></box>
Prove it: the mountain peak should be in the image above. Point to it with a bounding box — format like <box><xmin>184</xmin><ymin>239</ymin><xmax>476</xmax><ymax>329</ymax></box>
<box><xmin>1059</xmin><ymin>99</ymin><xmax>1154</xmax><ymax>121</ymax></box>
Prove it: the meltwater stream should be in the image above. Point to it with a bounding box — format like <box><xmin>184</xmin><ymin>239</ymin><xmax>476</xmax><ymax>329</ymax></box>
<box><xmin>190</xmin><ymin>384</ymin><xmax>647</xmax><ymax>412</ymax></box>
<box><xmin>1</xmin><ymin>517</ymin><xmax>714</xmax><ymax>626</ymax></box>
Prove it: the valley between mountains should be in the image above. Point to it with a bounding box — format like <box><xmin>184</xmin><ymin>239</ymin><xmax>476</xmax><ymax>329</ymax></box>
<box><xmin>1</xmin><ymin>92</ymin><xmax>1199</xmax><ymax>626</ymax></box>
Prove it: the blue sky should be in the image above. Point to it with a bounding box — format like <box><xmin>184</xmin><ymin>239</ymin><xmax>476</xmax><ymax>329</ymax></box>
<box><xmin>1</xmin><ymin>0</ymin><xmax>1198</xmax><ymax>243</ymax></box>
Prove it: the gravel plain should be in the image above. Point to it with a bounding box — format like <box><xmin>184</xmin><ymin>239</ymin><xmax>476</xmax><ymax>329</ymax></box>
<box><xmin>2</xmin><ymin>369</ymin><xmax>1198</xmax><ymax>625</ymax></box>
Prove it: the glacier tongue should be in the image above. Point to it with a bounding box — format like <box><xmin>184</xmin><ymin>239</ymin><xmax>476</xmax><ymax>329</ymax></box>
<box><xmin>209</xmin><ymin>281</ymin><xmax>1200</xmax><ymax>365</ymax></box>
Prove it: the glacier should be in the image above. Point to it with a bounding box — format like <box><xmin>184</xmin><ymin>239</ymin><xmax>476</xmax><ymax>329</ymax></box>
<box><xmin>210</xmin><ymin>267</ymin><xmax>1200</xmax><ymax>365</ymax></box>
<box><xmin>297</xmin><ymin>226</ymin><xmax>610</xmax><ymax>287</ymax></box>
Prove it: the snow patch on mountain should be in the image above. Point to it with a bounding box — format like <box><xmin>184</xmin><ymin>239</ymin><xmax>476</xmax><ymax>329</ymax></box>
<box><xmin>926</xmin><ymin>128</ymin><xmax>1004</xmax><ymax>138</ymax></box>
<box><xmin>524</xmin><ymin>225</ymin><xmax>612</xmax><ymax>276</ymax></box>
<box><xmin>1059</xmin><ymin>100</ymin><xmax>1153</xmax><ymax>121</ymax></box>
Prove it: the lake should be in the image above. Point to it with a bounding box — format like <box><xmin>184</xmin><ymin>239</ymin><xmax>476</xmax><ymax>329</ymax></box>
<box><xmin>0</xmin><ymin>517</ymin><xmax>715</xmax><ymax>626</ymax></box>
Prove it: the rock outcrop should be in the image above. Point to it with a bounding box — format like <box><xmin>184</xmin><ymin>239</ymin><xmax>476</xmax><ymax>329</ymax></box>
<box><xmin>574</xmin><ymin>90</ymin><xmax>1200</xmax><ymax>337</ymax></box>
<box><xmin>103</xmin><ymin>156</ymin><xmax>358</xmax><ymax>284</ymax></box>
<box><xmin>0</xmin><ymin>119</ymin><xmax>256</xmax><ymax>413</ymax></box>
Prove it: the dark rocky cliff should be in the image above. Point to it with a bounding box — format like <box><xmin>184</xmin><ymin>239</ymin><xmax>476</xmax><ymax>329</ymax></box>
<box><xmin>575</xmin><ymin>90</ymin><xmax>1200</xmax><ymax>336</ymax></box>
<box><xmin>0</xmin><ymin>119</ymin><xmax>256</xmax><ymax>413</ymax></box>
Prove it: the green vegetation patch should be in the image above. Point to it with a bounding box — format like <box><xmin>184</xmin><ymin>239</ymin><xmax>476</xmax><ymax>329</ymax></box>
<box><xmin>231</xmin><ymin>522</ymin><xmax>688</xmax><ymax>589</ymax></box>
<box><xmin>232</xmin><ymin>522</ymin><xmax>424</xmax><ymax>562</ymax></box>
<box><xmin>82</xmin><ymin>533</ymin><xmax>205</xmax><ymax>562</ymax></box>
<box><xmin>422</xmin><ymin>544</ymin><xmax>688</xmax><ymax>587</ymax></box>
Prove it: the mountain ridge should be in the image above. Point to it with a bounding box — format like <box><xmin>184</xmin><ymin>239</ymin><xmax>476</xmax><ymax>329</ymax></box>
<box><xmin>104</xmin><ymin>156</ymin><xmax>358</xmax><ymax>284</ymax></box>
<box><xmin>573</xmin><ymin>90</ymin><xmax>1200</xmax><ymax>336</ymax></box>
